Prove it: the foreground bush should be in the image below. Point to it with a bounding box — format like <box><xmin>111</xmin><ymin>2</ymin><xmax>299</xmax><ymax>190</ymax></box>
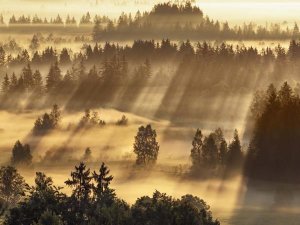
<box><xmin>2</xmin><ymin>163</ymin><xmax>220</xmax><ymax>225</ymax></box>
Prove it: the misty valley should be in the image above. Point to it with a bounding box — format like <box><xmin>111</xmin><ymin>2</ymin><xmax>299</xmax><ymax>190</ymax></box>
<box><xmin>1</xmin><ymin>1</ymin><xmax>300</xmax><ymax>225</ymax></box>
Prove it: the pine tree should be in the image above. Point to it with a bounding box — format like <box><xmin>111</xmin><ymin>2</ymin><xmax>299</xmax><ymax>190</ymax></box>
<box><xmin>219</xmin><ymin>139</ymin><xmax>228</xmax><ymax>165</ymax></box>
<box><xmin>226</xmin><ymin>130</ymin><xmax>243</xmax><ymax>168</ymax></box>
<box><xmin>33</xmin><ymin>70</ymin><xmax>43</xmax><ymax>94</ymax></box>
<box><xmin>293</xmin><ymin>23</ymin><xmax>300</xmax><ymax>38</ymax></box>
<box><xmin>1</xmin><ymin>73</ymin><xmax>10</xmax><ymax>93</ymax></box>
<box><xmin>93</xmin><ymin>19</ymin><xmax>102</xmax><ymax>41</ymax></box>
<box><xmin>29</xmin><ymin>34</ymin><xmax>40</xmax><ymax>51</ymax></box>
<box><xmin>65</xmin><ymin>162</ymin><xmax>92</xmax><ymax>203</ymax></box>
<box><xmin>190</xmin><ymin>129</ymin><xmax>203</xmax><ymax>168</ymax></box>
<box><xmin>11</xmin><ymin>141</ymin><xmax>32</xmax><ymax>166</ymax></box>
<box><xmin>92</xmin><ymin>163</ymin><xmax>115</xmax><ymax>205</ymax></box>
<box><xmin>59</xmin><ymin>48</ymin><xmax>71</xmax><ymax>65</ymax></box>
<box><xmin>46</xmin><ymin>62</ymin><xmax>62</xmax><ymax>91</ymax></box>
<box><xmin>49</xmin><ymin>104</ymin><xmax>61</xmax><ymax>128</ymax></box>
<box><xmin>278</xmin><ymin>81</ymin><xmax>293</xmax><ymax>105</ymax></box>
<box><xmin>22</xmin><ymin>64</ymin><xmax>34</xmax><ymax>90</ymax></box>
<box><xmin>202</xmin><ymin>134</ymin><xmax>218</xmax><ymax>168</ymax></box>
<box><xmin>9</xmin><ymin>73</ymin><xmax>18</xmax><ymax>92</ymax></box>
<box><xmin>0</xmin><ymin>47</ymin><xmax>5</xmax><ymax>66</ymax></box>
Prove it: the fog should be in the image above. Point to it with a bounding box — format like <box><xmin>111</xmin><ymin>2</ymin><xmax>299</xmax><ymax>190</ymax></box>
<box><xmin>0</xmin><ymin>108</ymin><xmax>240</xmax><ymax>222</ymax></box>
<box><xmin>1</xmin><ymin>1</ymin><xmax>300</xmax><ymax>225</ymax></box>
<box><xmin>2</xmin><ymin>106</ymin><xmax>300</xmax><ymax>224</ymax></box>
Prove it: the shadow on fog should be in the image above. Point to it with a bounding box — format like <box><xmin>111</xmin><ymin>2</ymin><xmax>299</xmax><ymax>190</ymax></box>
<box><xmin>227</xmin><ymin>178</ymin><xmax>300</xmax><ymax>225</ymax></box>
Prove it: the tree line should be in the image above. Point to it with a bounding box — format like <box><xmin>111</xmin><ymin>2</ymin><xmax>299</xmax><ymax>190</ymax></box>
<box><xmin>93</xmin><ymin>2</ymin><xmax>300</xmax><ymax>41</ymax></box>
<box><xmin>0</xmin><ymin>12</ymin><xmax>110</xmax><ymax>26</ymax></box>
<box><xmin>0</xmin><ymin>163</ymin><xmax>220</xmax><ymax>225</ymax></box>
<box><xmin>2</xmin><ymin>39</ymin><xmax>300</xmax><ymax>68</ymax></box>
<box><xmin>9</xmin><ymin>107</ymin><xmax>242</xmax><ymax>179</ymax></box>
<box><xmin>32</xmin><ymin>105</ymin><xmax>128</xmax><ymax>135</ymax></box>
<box><xmin>2</xmin><ymin>39</ymin><xmax>300</xmax><ymax>116</ymax></box>
<box><xmin>0</xmin><ymin>2</ymin><xmax>299</xmax><ymax>40</ymax></box>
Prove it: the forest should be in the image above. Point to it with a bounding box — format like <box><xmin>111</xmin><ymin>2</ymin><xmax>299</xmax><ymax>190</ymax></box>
<box><xmin>0</xmin><ymin>2</ymin><xmax>299</xmax><ymax>40</ymax></box>
<box><xmin>1</xmin><ymin>1</ymin><xmax>300</xmax><ymax>225</ymax></box>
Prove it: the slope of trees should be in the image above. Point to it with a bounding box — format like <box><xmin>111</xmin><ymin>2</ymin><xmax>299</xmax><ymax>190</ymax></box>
<box><xmin>0</xmin><ymin>2</ymin><xmax>298</xmax><ymax>40</ymax></box>
<box><xmin>1</xmin><ymin>163</ymin><xmax>220</xmax><ymax>225</ymax></box>
<box><xmin>93</xmin><ymin>2</ymin><xmax>299</xmax><ymax>41</ymax></box>
<box><xmin>245</xmin><ymin>82</ymin><xmax>300</xmax><ymax>183</ymax></box>
<box><xmin>77</xmin><ymin>109</ymin><xmax>106</xmax><ymax>129</ymax></box>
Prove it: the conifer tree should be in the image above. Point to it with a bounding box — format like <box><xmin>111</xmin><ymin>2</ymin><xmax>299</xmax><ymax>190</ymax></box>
<box><xmin>46</xmin><ymin>61</ymin><xmax>62</xmax><ymax>91</ymax></box>
<box><xmin>190</xmin><ymin>129</ymin><xmax>203</xmax><ymax>168</ymax></box>
<box><xmin>226</xmin><ymin>130</ymin><xmax>243</xmax><ymax>168</ymax></box>
<box><xmin>11</xmin><ymin>141</ymin><xmax>32</xmax><ymax>166</ymax></box>
<box><xmin>1</xmin><ymin>73</ymin><xmax>10</xmax><ymax>93</ymax></box>
<box><xmin>92</xmin><ymin>163</ymin><xmax>115</xmax><ymax>205</ymax></box>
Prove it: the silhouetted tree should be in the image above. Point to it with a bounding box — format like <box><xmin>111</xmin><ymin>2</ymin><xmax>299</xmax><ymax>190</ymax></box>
<box><xmin>65</xmin><ymin>162</ymin><xmax>92</xmax><ymax>203</ymax></box>
<box><xmin>29</xmin><ymin>35</ymin><xmax>40</xmax><ymax>51</ymax></box>
<box><xmin>202</xmin><ymin>134</ymin><xmax>218</xmax><ymax>168</ymax></box>
<box><xmin>131</xmin><ymin>191</ymin><xmax>220</xmax><ymax>225</ymax></box>
<box><xmin>116</xmin><ymin>115</ymin><xmax>128</xmax><ymax>126</ymax></box>
<box><xmin>219</xmin><ymin>139</ymin><xmax>228</xmax><ymax>166</ymax></box>
<box><xmin>92</xmin><ymin>163</ymin><xmax>115</xmax><ymax>205</ymax></box>
<box><xmin>11</xmin><ymin>141</ymin><xmax>32</xmax><ymax>166</ymax></box>
<box><xmin>226</xmin><ymin>130</ymin><xmax>243</xmax><ymax>169</ymax></box>
<box><xmin>245</xmin><ymin>82</ymin><xmax>300</xmax><ymax>183</ymax></box>
<box><xmin>133</xmin><ymin>124</ymin><xmax>159</xmax><ymax>166</ymax></box>
<box><xmin>4</xmin><ymin>172</ymin><xmax>65</xmax><ymax>225</ymax></box>
<box><xmin>33</xmin><ymin>105</ymin><xmax>61</xmax><ymax>134</ymax></box>
<box><xmin>1</xmin><ymin>74</ymin><xmax>10</xmax><ymax>93</ymax></box>
<box><xmin>190</xmin><ymin>129</ymin><xmax>203</xmax><ymax>169</ymax></box>
<box><xmin>46</xmin><ymin>62</ymin><xmax>62</xmax><ymax>92</ymax></box>
<box><xmin>0</xmin><ymin>166</ymin><xmax>28</xmax><ymax>206</ymax></box>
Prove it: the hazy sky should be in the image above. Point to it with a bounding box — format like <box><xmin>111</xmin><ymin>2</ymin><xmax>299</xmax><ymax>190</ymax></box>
<box><xmin>1</xmin><ymin>0</ymin><xmax>300</xmax><ymax>25</ymax></box>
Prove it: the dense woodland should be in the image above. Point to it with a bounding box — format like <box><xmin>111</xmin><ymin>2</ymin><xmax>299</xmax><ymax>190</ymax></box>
<box><xmin>0</xmin><ymin>2</ymin><xmax>299</xmax><ymax>40</ymax></box>
<box><xmin>245</xmin><ymin>82</ymin><xmax>300</xmax><ymax>183</ymax></box>
<box><xmin>2</xmin><ymin>39</ymin><xmax>300</xmax><ymax>123</ymax></box>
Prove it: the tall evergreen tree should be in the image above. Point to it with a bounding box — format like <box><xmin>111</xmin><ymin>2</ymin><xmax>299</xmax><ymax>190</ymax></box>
<box><xmin>11</xmin><ymin>141</ymin><xmax>32</xmax><ymax>166</ymax></box>
<box><xmin>226</xmin><ymin>130</ymin><xmax>243</xmax><ymax>168</ymax></box>
<box><xmin>219</xmin><ymin>139</ymin><xmax>228</xmax><ymax>166</ymax></box>
<box><xmin>202</xmin><ymin>134</ymin><xmax>218</xmax><ymax>168</ymax></box>
<box><xmin>1</xmin><ymin>74</ymin><xmax>10</xmax><ymax>93</ymax></box>
<box><xmin>65</xmin><ymin>162</ymin><xmax>92</xmax><ymax>203</ymax></box>
<box><xmin>190</xmin><ymin>129</ymin><xmax>203</xmax><ymax>168</ymax></box>
<box><xmin>92</xmin><ymin>163</ymin><xmax>115</xmax><ymax>205</ymax></box>
<box><xmin>22</xmin><ymin>64</ymin><xmax>34</xmax><ymax>90</ymax></box>
<box><xmin>33</xmin><ymin>70</ymin><xmax>43</xmax><ymax>94</ymax></box>
<box><xmin>46</xmin><ymin>62</ymin><xmax>62</xmax><ymax>91</ymax></box>
<box><xmin>0</xmin><ymin>47</ymin><xmax>5</xmax><ymax>66</ymax></box>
